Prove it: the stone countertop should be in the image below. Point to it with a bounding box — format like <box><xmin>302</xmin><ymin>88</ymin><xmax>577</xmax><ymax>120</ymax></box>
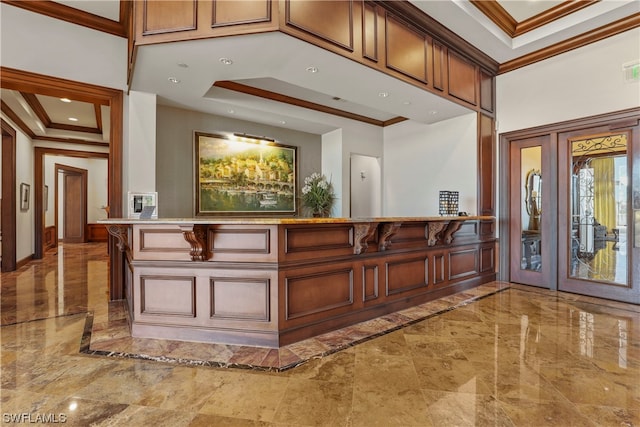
<box><xmin>98</xmin><ymin>216</ymin><xmax>494</xmax><ymax>225</ymax></box>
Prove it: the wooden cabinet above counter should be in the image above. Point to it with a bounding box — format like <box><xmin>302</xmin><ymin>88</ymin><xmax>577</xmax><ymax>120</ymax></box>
<box><xmin>133</xmin><ymin>0</ymin><xmax>498</xmax><ymax>115</ymax></box>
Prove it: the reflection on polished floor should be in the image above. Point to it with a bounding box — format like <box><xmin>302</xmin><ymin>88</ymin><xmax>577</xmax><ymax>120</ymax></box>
<box><xmin>1</xmin><ymin>243</ymin><xmax>639</xmax><ymax>426</ymax></box>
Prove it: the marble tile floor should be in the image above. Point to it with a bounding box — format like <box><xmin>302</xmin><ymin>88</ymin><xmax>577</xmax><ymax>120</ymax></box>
<box><xmin>1</xmin><ymin>242</ymin><xmax>639</xmax><ymax>426</ymax></box>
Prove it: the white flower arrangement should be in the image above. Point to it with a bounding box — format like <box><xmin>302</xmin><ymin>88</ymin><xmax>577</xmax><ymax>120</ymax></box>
<box><xmin>301</xmin><ymin>173</ymin><xmax>335</xmax><ymax>216</ymax></box>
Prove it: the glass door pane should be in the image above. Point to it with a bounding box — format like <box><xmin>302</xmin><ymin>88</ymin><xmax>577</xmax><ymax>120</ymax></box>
<box><xmin>569</xmin><ymin>134</ymin><xmax>628</xmax><ymax>285</ymax></box>
<box><xmin>520</xmin><ymin>146</ymin><xmax>542</xmax><ymax>272</ymax></box>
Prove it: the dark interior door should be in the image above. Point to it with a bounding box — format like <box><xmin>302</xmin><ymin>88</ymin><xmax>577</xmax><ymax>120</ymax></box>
<box><xmin>62</xmin><ymin>170</ymin><xmax>87</xmax><ymax>243</ymax></box>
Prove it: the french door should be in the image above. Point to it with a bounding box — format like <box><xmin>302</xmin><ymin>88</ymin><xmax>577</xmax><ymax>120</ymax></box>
<box><xmin>557</xmin><ymin>130</ymin><xmax>638</xmax><ymax>303</ymax></box>
<box><xmin>509</xmin><ymin>135</ymin><xmax>556</xmax><ymax>288</ymax></box>
<box><xmin>505</xmin><ymin>111</ymin><xmax>639</xmax><ymax>304</ymax></box>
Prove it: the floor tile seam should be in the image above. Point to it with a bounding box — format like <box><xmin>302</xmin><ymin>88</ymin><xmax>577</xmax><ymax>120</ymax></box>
<box><xmin>0</xmin><ymin>311</ymin><xmax>89</xmax><ymax>328</ymax></box>
<box><xmin>78</xmin><ymin>286</ymin><xmax>510</xmax><ymax>372</ymax></box>
<box><xmin>508</xmin><ymin>286</ymin><xmax>640</xmax><ymax>313</ymax></box>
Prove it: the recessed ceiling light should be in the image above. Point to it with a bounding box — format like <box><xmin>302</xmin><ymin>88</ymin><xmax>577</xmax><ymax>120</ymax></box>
<box><xmin>378</xmin><ymin>92</ymin><xmax>389</xmax><ymax>98</ymax></box>
<box><xmin>60</xmin><ymin>98</ymin><xmax>71</xmax><ymax>103</ymax></box>
<box><xmin>228</xmin><ymin>109</ymin><xmax>235</xmax><ymax>114</ymax></box>
<box><xmin>168</xmin><ymin>77</ymin><xmax>180</xmax><ymax>84</ymax></box>
<box><xmin>403</xmin><ymin>101</ymin><xmax>412</xmax><ymax>105</ymax></box>
<box><xmin>177</xmin><ymin>62</ymin><xmax>189</xmax><ymax>68</ymax></box>
<box><xmin>68</xmin><ymin>117</ymin><xmax>78</xmax><ymax>122</ymax></box>
<box><xmin>219</xmin><ymin>58</ymin><xmax>233</xmax><ymax>65</ymax></box>
<box><xmin>279</xmin><ymin>120</ymin><xmax>286</xmax><ymax>124</ymax></box>
<box><xmin>429</xmin><ymin>110</ymin><xmax>438</xmax><ymax>115</ymax></box>
<box><xmin>306</xmin><ymin>66</ymin><xmax>318</xmax><ymax>73</ymax></box>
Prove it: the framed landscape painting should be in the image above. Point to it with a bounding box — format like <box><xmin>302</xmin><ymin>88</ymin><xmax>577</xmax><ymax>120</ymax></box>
<box><xmin>195</xmin><ymin>132</ymin><xmax>296</xmax><ymax>215</ymax></box>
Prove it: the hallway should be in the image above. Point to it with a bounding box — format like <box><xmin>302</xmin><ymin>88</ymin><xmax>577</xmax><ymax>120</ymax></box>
<box><xmin>1</xmin><ymin>243</ymin><xmax>638</xmax><ymax>426</ymax></box>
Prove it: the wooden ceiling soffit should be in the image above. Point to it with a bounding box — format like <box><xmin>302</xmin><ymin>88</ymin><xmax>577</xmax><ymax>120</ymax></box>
<box><xmin>1</xmin><ymin>100</ymin><xmax>108</xmax><ymax>148</ymax></box>
<box><xmin>378</xmin><ymin>0</ymin><xmax>499</xmax><ymax>74</ymax></box>
<box><xmin>500</xmin><ymin>12</ymin><xmax>640</xmax><ymax>74</ymax></box>
<box><xmin>470</xmin><ymin>0</ymin><xmax>598</xmax><ymax>38</ymax></box>
<box><xmin>2</xmin><ymin>0</ymin><xmax>129</xmax><ymax>38</ymax></box>
<box><xmin>213</xmin><ymin>81</ymin><xmax>407</xmax><ymax>127</ymax></box>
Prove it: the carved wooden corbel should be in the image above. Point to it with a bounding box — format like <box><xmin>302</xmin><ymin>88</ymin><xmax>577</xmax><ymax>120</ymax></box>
<box><xmin>378</xmin><ymin>222</ymin><xmax>402</xmax><ymax>251</ymax></box>
<box><xmin>353</xmin><ymin>222</ymin><xmax>379</xmax><ymax>254</ymax></box>
<box><xmin>425</xmin><ymin>222</ymin><xmax>447</xmax><ymax>246</ymax></box>
<box><xmin>179</xmin><ymin>224</ymin><xmax>210</xmax><ymax>261</ymax></box>
<box><xmin>106</xmin><ymin>225</ymin><xmax>129</xmax><ymax>252</ymax></box>
<box><xmin>442</xmin><ymin>220</ymin><xmax>464</xmax><ymax>245</ymax></box>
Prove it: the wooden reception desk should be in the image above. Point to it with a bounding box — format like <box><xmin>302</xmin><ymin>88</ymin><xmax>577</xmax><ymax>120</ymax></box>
<box><xmin>100</xmin><ymin>216</ymin><xmax>496</xmax><ymax>348</ymax></box>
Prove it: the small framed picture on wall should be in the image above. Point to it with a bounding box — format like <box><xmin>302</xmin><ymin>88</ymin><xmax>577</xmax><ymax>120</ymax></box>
<box><xmin>20</xmin><ymin>183</ymin><xmax>30</xmax><ymax>211</ymax></box>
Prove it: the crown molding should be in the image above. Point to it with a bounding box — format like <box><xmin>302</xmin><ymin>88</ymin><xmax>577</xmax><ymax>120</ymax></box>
<box><xmin>1</xmin><ymin>0</ymin><xmax>129</xmax><ymax>38</ymax></box>
<box><xmin>499</xmin><ymin>12</ymin><xmax>640</xmax><ymax>74</ymax></box>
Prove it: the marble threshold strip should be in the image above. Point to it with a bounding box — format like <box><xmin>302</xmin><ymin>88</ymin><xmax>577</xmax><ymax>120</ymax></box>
<box><xmin>79</xmin><ymin>283</ymin><xmax>511</xmax><ymax>372</ymax></box>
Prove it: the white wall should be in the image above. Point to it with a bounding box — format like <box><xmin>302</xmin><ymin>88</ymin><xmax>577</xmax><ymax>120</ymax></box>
<box><xmin>12</xmin><ymin>118</ymin><xmax>35</xmax><ymax>261</ymax></box>
<box><xmin>497</xmin><ymin>28</ymin><xmax>640</xmax><ymax>133</ymax></box>
<box><xmin>383</xmin><ymin>114</ymin><xmax>478</xmax><ymax>216</ymax></box>
<box><xmin>321</xmin><ymin>129</ymin><xmax>343</xmax><ymax>217</ymax></box>
<box><xmin>126</xmin><ymin>91</ymin><xmax>157</xmax><ymax>216</ymax></box>
<box><xmin>0</xmin><ymin>3</ymin><xmax>127</xmax><ymax>90</ymax></box>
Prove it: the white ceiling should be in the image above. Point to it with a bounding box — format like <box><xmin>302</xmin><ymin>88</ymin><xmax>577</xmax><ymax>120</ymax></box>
<box><xmin>4</xmin><ymin>0</ymin><xmax>638</xmax><ymax>139</ymax></box>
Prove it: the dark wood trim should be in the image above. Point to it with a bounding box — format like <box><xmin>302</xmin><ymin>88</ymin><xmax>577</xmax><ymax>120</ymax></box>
<box><xmin>516</xmin><ymin>1</ymin><xmax>598</xmax><ymax>36</ymax></box>
<box><xmin>1</xmin><ymin>119</ymin><xmax>17</xmax><ymax>272</ymax></box>
<box><xmin>0</xmin><ymin>100</ymin><xmax>36</xmax><ymax>139</ymax></box>
<box><xmin>212</xmin><ymin>0</ymin><xmax>272</xmax><ymax>27</ymax></box>
<box><xmin>2</xmin><ymin>0</ymin><xmax>128</xmax><ymax>38</ymax></box>
<box><xmin>469</xmin><ymin>0</ymin><xmax>516</xmax><ymax>36</ymax></box>
<box><xmin>20</xmin><ymin>91</ymin><xmax>102</xmax><ymax>134</ymax></box>
<box><xmin>500</xmin><ymin>13</ymin><xmax>640</xmax><ymax>74</ymax></box>
<box><xmin>285</xmin><ymin>0</ymin><xmax>354</xmax><ymax>52</ymax></box>
<box><xmin>1</xmin><ymin>66</ymin><xmax>124</xmax><ymax>300</ymax></box>
<box><xmin>470</xmin><ymin>0</ymin><xmax>597</xmax><ymax>37</ymax></box>
<box><xmin>213</xmin><ymin>80</ymin><xmax>406</xmax><ymax>127</ymax></box>
<box><xmin>382</xmin><ymin>117</ymin><xmax>408</xmax><ymax>126</ymax></box>
<box><xmin>20</xmin><ymin>92</ymin><xmax>52</xmax><ymax>127</ymax></box>
<box><xmin>1</xmin><ymin>101</ymin><xmax>107</xmax><ymax>146</ymax></box>
<box><xmin>95</xmin><ymin>104</ymin><xmax>103</xmax><ymax>133</ymax></box>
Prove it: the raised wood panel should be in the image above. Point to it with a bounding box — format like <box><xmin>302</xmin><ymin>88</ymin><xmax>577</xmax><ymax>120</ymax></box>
<box><xmin>210</xmin><ymin>277</ymin><xmax>270</xmax><ymax>321</ymax></box>
<box><xmin>210</xmin><ymin>228</ymin><xmax>270</xmax><ymax>253</ymax></box>
<box><xmin>480</xmin><ymin>69</ymin><xmax>494</xmax><ymax>113</ymax></box>
<box><xmin>456</xmin><ymin>222</ymin><xmax>478</xmax><ymax>239</ymax></box>
<box><xmin>142</xmin><ymin>0</ymin><xmax>197</xmax><ymax>35</ymax></box>
<box><xmin>285</xmin><ymin>268</ymin><xmax>354</xmax><ymax>320</ymax></box>
<box><xmin>385</xmin><ymin>14</ymin><xmax>428</xmax><ymax>83</ymax></box>
<box><xmin>284</xmin><ymin>225</ymin><xmax>353</xmax><ymax>253</ymax></box>
<box><xmin>140</xmin><ymin>275</ymin><xmax>196</xmax><ymax>317</ymax></box>
<box><xmin>480</xmin><ymin>246</ymin><xmax>494</xmax><ymax>273</ymax></box>
<box><xmin>44</xmin><ymin>226</ymin><xmax>56</xmax><ymax>250</ymax></box>
<box><xmin>449</xmin><ymin>248</ymin><xmax>478</xmax><ymax>280</ymax></box>
<box><xmin>479</xmin><ymin>113</ymin><xmax>495</xmax><ymax>216</ymax></box>
<box><xmin>448</xmin><ymin>51</ymin><xmax>477</xmax><ymax>105</ymax></box>
<box><xmin>212</xmin><ymin>0</ymin><xmax>271</xmax><ymax>27</ymax></box>
<box><xmin>389</xmin><ymin>222</ymin><xmax>427</xmax><ymax>246</ymax></box>
<box><xmin>87</xmin><ymin>224</ymin><xmax>108</xmax><ymax>242</ymax></box>
<box><xmin>433</xmin><ymin>253</ymin><xmax>445</xmax><ymax>284</ymax></box>
<box><xmin>385</xmin><ymin>257</ymin><xmax>428</xmax><ymax>295</ymax></box>
<box><xmin>432</xmin><ymin>41</ymin><xmax>446</xmax><ymax>91</ymax></box>
<box><xmin>139</xmin><ymin>228</ymin><xmax>190</xmax><ymax>252</ymax></box>
<box><xmin>362</xmin><ymin>264</ymin><xmax>379</xmax><ymax>301</ymax></box>
<box><xmin>479</xmin><ymin>220</ymin><xmax>495</xmax><ymax>237</ymax></box>
<box><xmin>362</xmin><ymin>2</ymin><xmax>378</xmax><ymax>61</ymax></box>
<box><xmin>286</xmin><ymin>0</ymin><xmax>353</xmax><ymax>51</ymax></box>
